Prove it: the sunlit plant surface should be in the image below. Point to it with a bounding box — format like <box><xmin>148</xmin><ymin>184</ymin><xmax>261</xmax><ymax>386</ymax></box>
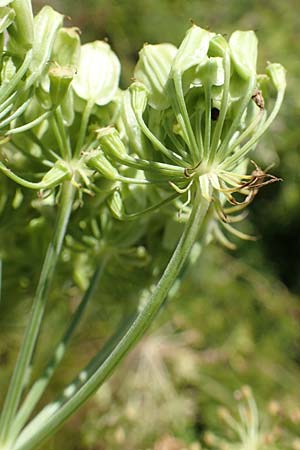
<box><xmin>0</xmin><ymin>1</ymin><xmax>286</xmax><ymax>449</ymax></box>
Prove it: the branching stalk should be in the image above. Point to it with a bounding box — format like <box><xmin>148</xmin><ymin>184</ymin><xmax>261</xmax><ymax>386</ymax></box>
<box><xmin>0</xmin><ymin>51</ymin><xmax>32</xmax><ymax>105</ymax></box>
<box><xmin>14</xmin><ymin>187</ymin><xmax>210</xmax><ymax>450</ymax></box>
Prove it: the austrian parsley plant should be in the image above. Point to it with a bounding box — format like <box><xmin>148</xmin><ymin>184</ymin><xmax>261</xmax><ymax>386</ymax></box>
<box><xmin>0</xmin><ymin>2</ymin><xmax>285</xmax><ymax>449</ymax></box>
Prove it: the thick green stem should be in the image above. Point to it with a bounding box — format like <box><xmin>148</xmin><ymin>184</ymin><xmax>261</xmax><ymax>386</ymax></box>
<box><xmin>8</xmin><ymin>259</ymin><xmax>108</xmax><ymax>445</ymax></box>
<box><xmin>0</xmin><ymin>182</ymin><xmax>76</xmax><ymax>447</ymax></box>
<box><xmin>15</xmin><ymin>188</ymin><xmax>210</xmax><ymax>450</ymax></box>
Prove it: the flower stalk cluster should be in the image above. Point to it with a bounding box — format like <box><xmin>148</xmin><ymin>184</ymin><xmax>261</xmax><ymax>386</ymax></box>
<box><xmin>0</xmin><ymin>2</ymin><xmax>286</xmax><ymax>449</ymax></box>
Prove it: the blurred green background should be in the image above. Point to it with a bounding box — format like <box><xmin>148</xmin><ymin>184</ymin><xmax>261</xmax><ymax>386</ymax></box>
<box><xmin>2</xmin><ymin>1</ymin><xmax>300</xmax><ymax>449</ymax></box>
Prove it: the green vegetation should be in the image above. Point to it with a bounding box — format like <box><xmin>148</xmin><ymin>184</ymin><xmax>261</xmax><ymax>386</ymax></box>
<box><xmin>0</xmin><ymin>1</ymin><xmax>298</xmax><ymax>449</ymax></box>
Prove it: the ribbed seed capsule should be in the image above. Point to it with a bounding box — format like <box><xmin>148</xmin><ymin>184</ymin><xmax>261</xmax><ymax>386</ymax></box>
<box><xmin>40</xmin><ymin>160</ymin><xmax>72</xmax><ymax>188</ymax></box>
<box><xmin>85</xmin><ymin>149</ymin><xmax>120</xmax><ymax>181</ymax></box>
<box><xmin>97</xmin><ymin>127</ymin><xmax>128</xmax><ymax>158</ymax></box>
<box><xmin>129</xmin><ymin>82</ymin><xmax>149</xmax><ymax>115</ymax></box>
<box><xmin>107</xmin><ymin>190</ymin><xmax>125</xmax><ymax>220</ymax></box>
<box><xmin>49</xmin><ymin>65</ymin><xmax>75</xmax><ymax>107</ymax></box>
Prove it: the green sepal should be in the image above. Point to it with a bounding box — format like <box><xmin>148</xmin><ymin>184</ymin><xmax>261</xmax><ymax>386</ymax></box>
<box><xmin>72</xmin><ymin>41</ymin><xmax>120</xmax><ymax>106</ymax></box>
<box><xmin>85</xmin><ymin>149</ymin><xmax>120</xmax><ymax>181</ymax></box>
<box><xmin>229</xmin><ymin>30</ymin><xmax>257</xmax><ymax>80</ymax></box>
<box><xmin>134</xmin><ymin>43</ymin><xmax>177</xmax><ymax>110</ymax></box>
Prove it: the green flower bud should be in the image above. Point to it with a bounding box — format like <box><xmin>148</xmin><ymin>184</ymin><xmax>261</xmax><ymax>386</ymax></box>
<box><xmin>0</xmin><ymin>6</ymin><xmax>15</xmax><ymax>34</ymax></box>
<box><xmin>134</xmin><ymin>43</ymin><xmax>177</xmax><ymax>110</ymax></box>
<box><xmin>12</xmin><ymin>188</ymin><xmax>23</xmax><ymax>209</ymax></box>
<box><xmin>266</xmin><ymin>62</ymin><xmax>286</xmax><ymax>91</ymax></box>
<box><xmin>107</xmin><ymin>190</ymin><xmax>125</xmax><ymax>220</ymax></box>
<box><xmin>73</xmin><ymin>41</ymin><xmax>120</xmax><ymax>106</ymax></box>
<box><xmin>8</xmin><ymin>0</ymin><xmax>34</xmax><ymax>54</ymax></box>
<box><xmin>97</xmin><ymin>127</ymin><xmax>127</xmax><ymax>158</ymax></box>
<box><xmin>52</xmin><ymin>27</ymin><xmax>81</xmax><ymax>67</ymax></box>
<box><xmin>49</xmin><ymin>65</ymin><xmax>75</xmax><ymax>107</ymax></box>
<box><xmin>40</xmin><ymin>160</ymin><xmax>71</xmax><ymax>189</ymax></box>
<box><xmin>129</xmin><ymin>81</ymin><xmax>148</xmax><ymax>115</ymax></box>
<box><xmin>229</xmin><ymin>30</ymin><xmax>257</xmax><ymax>80</ymax></box>
<box><xmin>85</xmin><ymin>149</ymin><xmax>120</xmax><ymax>181</ymax></box>
<box><xmin>171</xmin><ymin>25</ymin><xmax>211</xmax><ymax>76</ymax></box>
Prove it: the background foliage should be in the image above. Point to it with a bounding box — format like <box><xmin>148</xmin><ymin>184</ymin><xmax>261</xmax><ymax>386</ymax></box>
<box><xmin>1</xmin><ymin>0</ymin><xmax>299</xmax><ymax>449</ymax></box>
